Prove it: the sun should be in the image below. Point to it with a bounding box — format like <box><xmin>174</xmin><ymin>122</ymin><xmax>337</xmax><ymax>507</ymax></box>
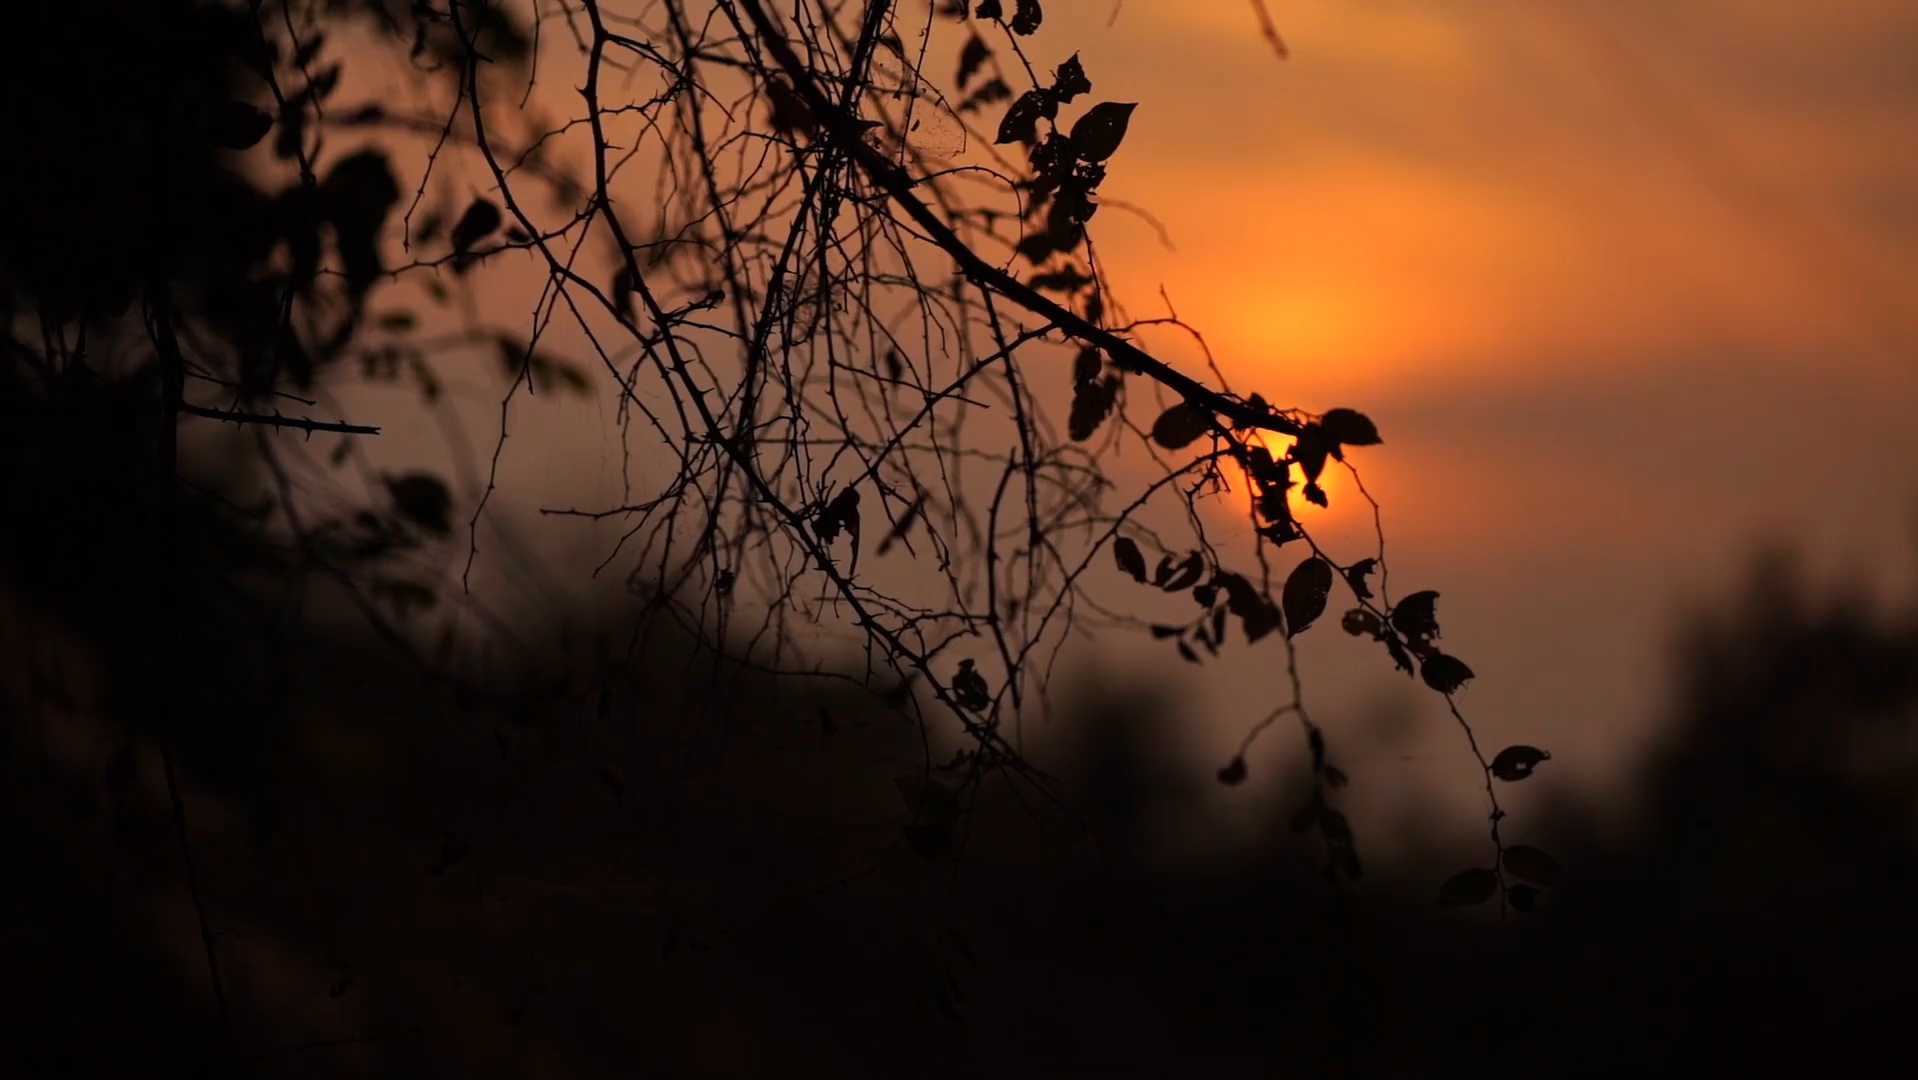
<box><xmin>1220</xmin><ymin>430</ymin><xmax>1359</xmax><ymax>525</ymax></box>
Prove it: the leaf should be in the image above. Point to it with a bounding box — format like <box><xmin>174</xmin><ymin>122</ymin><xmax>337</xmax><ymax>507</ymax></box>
<box><xmin>1321</xmin><ymin>407</ymin><xmax>1382</xmax><ymax>447</ymax></box>
<box><xmin>1027</xmin><ymin>265</ymin><xmax>1093</xmax><ymax>294</ymax></box>
<box><xmin>1176</xmin><ymin>640</ymin><xmax>1200</xmax><ymax>664</ymax></box>
<box><xmin>1344</xmin><ymin>558</ymin><xmax>1378</xmax><ymax>600</ymax></box>
<box><xmin>1290</xmin><ymin>424</ymin><xmax>1331</xmax><ymax>481</ymax></box>
<box><xmin>1162</xmin><ymin>552</ymin><xmax>1206</xmax><ymax>593</ymax></box>
<box><xmin>1341</xmin><ymin>609</ymin><xmax>1381</xmax><ymax>637</ymax></box>
<box><xmin>1502</xmin><ymin>845</ymin><xmax>1563</xmax><ymax>888</ymax></box>
<box><xmin>385</xmin><ymin>472</ymin><xmax>452</xmax><ymax>535</ymax></box>
<box><xmin>208</xmin><ymin>100</ymin><xmax>274</xmax><ymax>150</ymax></box>
<box><xmin>1302</xmin><ymin>482</ymin><xmax>1327</xmax><ymax>508</ymax></box>
<box><xmin>377</xmin><ymin>311</ymin><xmax>417</xmax><ymax>331</ymax></box>
<box><xmin>1067</xmin><ymin>102</ymin><xmax>1137</xmax><ymax>163</ymax></box>
<box><xmin>974</xmin><ymin>0</ymin><xmax>1002</xmax><ymax>19</ymax></box>
<box><xmin>956</xmin><ymin>35</ymin><xmax>990</xmax><ymax>89</ymax></box>
<box><xmin>1507</xmin><ymin>883</ymin><xmax>1540</xmax><ymax>914</ymax></box>
<box><xmin>1281</xmin><ymin>558</ymin><xmax>1333</xmax><ymax>638</ymax></box>
<box><xmin>1390</xmin><ymin>590</ymin><xmax>1441</xmax><ymax>643</ymax></box>
<box><xmin>1490</xmin><ymin>745</ymin><xmax>1552</xmax><ymax>782</ymax></box>
<box><xmin>293</xmin><ymin>32</ymin><xmax>327</xmax><ymax>68</ymax></box>
<box><xmin>958</xmin><ymin>77</ymin><xmax>1013</xmax><ymax>114</ymax></box>
<box><xmin>1435</xmin><ymin>867</ymin><xmax>1497</xmax><ymax>907</ymax></box>
<box><xmin>995</xmin><ymin>88</ymin><xmax>1051</xmax><ymax>146</ymax></box>
<box><xmin>894</xmin><ymin>775</ymin><xmax>962</xmax><ymax>827</ymax></box>
<box><xmin>1152</xmin><ymin>554</ymin><xmax>1175</xmax><ymax>587</ymax></box>
<box><xmin>1112</xmin><ymin>537</ymin><xmax>1147</xmax><ymax>582</ymax></box>
<box><xmin>1388</xmin><ymin>633</ymin><xmax>1419</xmax><ymax>675</ymax></box>
<box><xmin>1383</xmin><ymin>634</ymin><xmax>1416</xmax><ymax>676</ymax></box>
<box><xmin>1148</xmin><ymin>624</ymin><xmax>1182</xmax><ymax>639</ymax></box>
<box><xmin>1010</xmin><ymin>0</ymin><xmax>1043</xmax><ymax>35</ymax></box>
<box><xmin>1050</xmin><ymin>54</ymin><xmax>1092</xmax><ymax>102</ymax></box>
<box><xmin>1068</xmin><ymin>373</ymin><xmax>1118</xmax><ymax>441</ymax></box>
<box><xmin>952</xmin><ymin>659</ymin><xmax>991</xmax><ymax>711</ymax></box>
<box><xmin>1420</xmin><ymin>653</ymin><xmax>1475</xmax><ymax>695</ymax></box>
<box><xmin>1072</xmin><ymin>346</ymin><xmax>1101</xmax><ymax>387</ymax></box>
<box><xmin>1216</xmin><ymin>756</ymin><xmax>1247</xmax><ymax>786</ymax></box>
<box><xmin>451</xmin><ymin>197</ymin><xmax>503</xmax><ymax>254</ymax></box>
<box><xmin>1151</xmin><ymin>403</ymin><xmax>1212</xmax><ymax>450</ymax></box>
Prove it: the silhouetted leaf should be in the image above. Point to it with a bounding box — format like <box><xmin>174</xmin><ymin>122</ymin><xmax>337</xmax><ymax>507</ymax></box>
<box><xmin>764</xmin><ymin>77</ymin><xmax>815</xmax><ymax>136</ymax></box>
<box><xmin>1216</xmin><ymin>756</ymin><xmax>1247</xmax><ymax>785</ymax></box>
<box><xmin>1321</xmin><ymin>407</ymin><xmax>1382</xmax><ymax>447</ymax></box>
<box><xmin>1436</xmin><ymin>867</ymin><xmax>1497</xmax><ymax>907</ymax></box>
<box><xmin>1282</xmin><ymin>557</ymin><xmax>1333</xmax><ymax>637</ymax></box>
<box><xmin>1345</xmin><ymin>558</ymin><xmax>1378</xmax><ymax>600</ymax></box>
<box><xmin>1342</xmin><ymin>609</ymin><xmax>1381</xmax><ymax>636</ymax></box>
<box><xmin>1420</xmin><ymin>653</ymin><xmax>1474</xmax><ymax>695</ymax></box>
<box><xmin>1177</xmin><ymin>640</ymin><xmax>1200</xmax><ymax>664</ymax></box>
<box><xmin>1072</xmin><ymin>346</ymin><xmax>1101</xmax><ymax>387</ymax></box>
<box><xmin>1291</xmin><ymin>424</ymin><xmax>1331</xmax><ymax>482</ymax></box>
<box><xmin>1149</xmin><ymin>624</ymin><xmax>1182</xmax><ymax>639</ymax></box>
<box><xmin>1383</xmin><ymin>634</ymin><xmax>1415</xmax><ymax>675</ymax></box>
<box><xmin>1050</xmin><ymin>54</ymin><xmax>1092</xmax><ymax>102</ymax></box>
<box><xmin>385</xmin><ymin>473</ymin><xmax>452</xmax><ymax>535</ymax></box>
<box><xmin>958</xmin><ymin>77</ymin><xmax>1013</xmax><ymax>114</ymax></box>
<box><xmin>1507</xmin><ymin>884</ymin><xmax>1540</xmax><ymax>913</ymax></box>
<box><xmin>1010</xmin><ymin>0</ymin><xmax>1043</xmax><ymax>35</ymax></box>
<box><xmin>956</xmin><ymin>35</ymin><xmax>990</xmax><ymax>89</ymax></box>
<box><xmin>1027</xmin><ymin>265</ymin><xmax>1092</xmax><ymax>294</ymax></box>
<box><xmin>451</xmin><ymin>197</ymin><xmax>503</xmax><ymax>254</ymax></box>
<box><xmin>1490</xmin><ymin>745</ymin><xmax>1552</xmax><ymax>782</ymax></box>
<box><xmin>996</xmin><ymin>88</ymin><xmax>1050</xmax><ymax>145</ymax></box>
<box><xmin>1503</xmin><ymin>845</ymin><xmax>1562</xmax><ymax>888</ymax></box>
<box><xmin>1112</xmin><ymin>537</ymin><xmax>1147</xmax><ymax>582</ymax></box>
<box><xmin>1068</xmin><ymin>373</ymin><xmax>1118</xmax><ymax>440</ymax></box>
<box><xmin>207</xmin><ymin>99</ymin><xmax>273</xmax><ymax>150</ymax></box>
<box><xmin>1068</xmin><ymin>101</ymin><xmax>1136</xmax><ymax>163</ymax></box>
<box><xmin>1151</xmin><ymin>403</ymin><xmax>1211</xmax><ymax>449</ymax></box>
<box><xmin>293</xmin><ymin>32</ymin><xmax>326</xmax><ymax>67</ymax></box>
<box><xmin>1153</xmin><ymin>554</ymin><xmax>1175</xmax><ymax>587</ymax></box>
<box><xmin>1302</xmin><ymin>482</ymin><xmax>1327</xmax><ymax>508</ymax></box>
<box><xmin>377</xmin><ymin>311</ymin><xmax>416</xmax><ymax>331</ymax></box>
<box><xmin>896</xmin><ymin>774</ymin><xmax>962</xmax><ymax>827</ymax></box>
<box><xmin>952</xmin><ymin>659</ymin><xmax>991</xmax><ymax>711</ymax></box>
<box><xmin>975</xmin><ymin>0</ymin><xmax>1002</xmax><ymax>19</ymax></box>
<box><xmin>1162</xmin><ymin>552</ymin><xmax>1206</xmax><ymax>593</ymax></box>
<box><xmin>1391</xmin><ymin>590</ymin><xmax>1441</xmax><ymax>643</ymax></box>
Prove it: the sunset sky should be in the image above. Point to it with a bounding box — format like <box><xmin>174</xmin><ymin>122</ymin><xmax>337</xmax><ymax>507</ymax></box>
<box><xmin>988</xmin><ymin>0</ymin><xmax>1918</xmax><ymax>832</ymax></box>
<box><xmin>325</xmin><ymin>1</ymin><xmax>1918</xmax><ymax>850</ymax></box>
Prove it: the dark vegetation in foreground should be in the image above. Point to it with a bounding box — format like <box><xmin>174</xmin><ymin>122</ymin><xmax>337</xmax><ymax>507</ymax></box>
<box><xmin>4</xmin><ymin>409</ymin><xmax>1916</xmax><ymax>1076</ymax></box>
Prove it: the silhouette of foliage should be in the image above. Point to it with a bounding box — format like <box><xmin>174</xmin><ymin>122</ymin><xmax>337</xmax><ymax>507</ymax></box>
<box><xmin>0</xmin><ymin>0</ymin><xmax>1572</xmax><ymax>1067</ymax></box>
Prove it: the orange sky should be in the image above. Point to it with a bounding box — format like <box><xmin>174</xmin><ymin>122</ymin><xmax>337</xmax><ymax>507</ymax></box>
<box><xmin>318</xmin><ymin>2</ymin><xmax>1918</xmax><ymax>843</ymax></box>
<box><xmin>1017</xmin><ymin>0</ymin><xmax>1918</xmax><ymax>826</ymax></box>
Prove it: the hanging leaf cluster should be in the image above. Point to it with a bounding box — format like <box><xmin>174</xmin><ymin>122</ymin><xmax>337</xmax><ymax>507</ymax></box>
<box><xmin>989</xmin><ymin>50</ymin><xmax>1133</xmax><ymax>276</ymax></box>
